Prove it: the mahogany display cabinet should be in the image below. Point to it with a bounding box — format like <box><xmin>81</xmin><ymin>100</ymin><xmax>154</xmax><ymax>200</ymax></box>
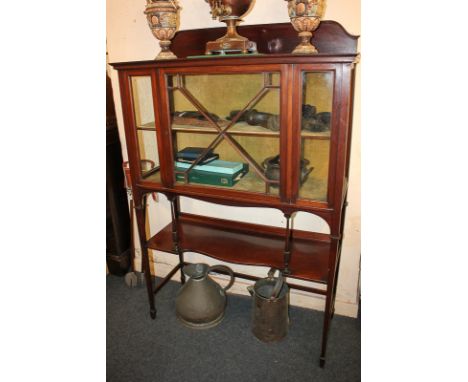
<box><xmin>110</xmin><ymin>21</ymin><xmax>359</xmax><ymax>367</ymax></box>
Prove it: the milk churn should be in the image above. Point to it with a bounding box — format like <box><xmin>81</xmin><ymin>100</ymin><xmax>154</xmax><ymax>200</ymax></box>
<box><xmin>175</xmin><ymin>263</ymin><xmax>235</xmax><ymax>329</ymax></box>
<box><xmin>247</xmin><ymin>268</ymin><xmax>289</xmax><ymax>342</ymax></box>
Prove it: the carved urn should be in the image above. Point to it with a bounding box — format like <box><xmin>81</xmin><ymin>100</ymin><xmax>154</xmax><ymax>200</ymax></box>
<box><xmin>144</xmin><ymin>0</ymin><xmax>181</xmax><ymax>60</ymax></box>
<box><xmin>285</xmin><ymin>0</ymin><xmax>326</xmax><ymax>54</ymax></box>
<box><xmin>205</xmin><ymin>0</ymin><xmax>257</xmax><ymax>54</ymax></box>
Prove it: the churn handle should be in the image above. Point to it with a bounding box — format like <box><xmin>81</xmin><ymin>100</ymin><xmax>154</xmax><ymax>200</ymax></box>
<box><xmin>268</xmin><ymin>268</ymin><xmax>284</xmax><ymax>300</ymax></box>
<box><xmin>208</xmin><ymin>265</ymin><xmax>235</xmax><ymax>291</ymax></box>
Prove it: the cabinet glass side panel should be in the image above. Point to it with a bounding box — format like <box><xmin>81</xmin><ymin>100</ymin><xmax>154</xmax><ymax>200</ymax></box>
<box><xmin>298</xmin><ymin>72</ymin><xmax>333</xmax><ymax>202</ymax></box>
<box><xmin>130</xmin><ymin>76</ymin><xmax>161</xmax><ymax>181</ymax></box>
<box><xmin>167</xmin><ymin>72</ymin><xmax>280</xmax><ymax>195</ymax></box>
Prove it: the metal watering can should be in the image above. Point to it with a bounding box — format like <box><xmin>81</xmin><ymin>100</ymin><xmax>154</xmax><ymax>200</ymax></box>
<box><xmin>175</xmin><ymin>263</ymin><xmax>235</xmax><ymax>329</ymax></box>
<box><xmin>247</xmin><ymin>269</ymin><xmax>290</xmax><ymax>342</ymax></box>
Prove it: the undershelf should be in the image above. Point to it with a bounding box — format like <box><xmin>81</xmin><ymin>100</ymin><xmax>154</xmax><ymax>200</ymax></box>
<box><xmin>147</xmin><ymin>213</ymin><xmax>331</xmax><ymax>284</ymax></box>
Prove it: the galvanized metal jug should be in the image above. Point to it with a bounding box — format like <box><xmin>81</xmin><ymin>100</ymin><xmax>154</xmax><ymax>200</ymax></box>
<box><xmin>175</xmin><ymin>263</ymin><xmax>235</xmax><ymax>329</ymax></box>
<box><xmin>247</xmin><ymin>269</ymin><xmax>289</xmax><ymax>342</ymax></box>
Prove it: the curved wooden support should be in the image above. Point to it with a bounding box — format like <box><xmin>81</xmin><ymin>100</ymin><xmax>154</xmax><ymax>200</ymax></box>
<box><xmin>155</xmin><ymin>190</ymin><xmax>333</xmax><ymax>227</ymax></box>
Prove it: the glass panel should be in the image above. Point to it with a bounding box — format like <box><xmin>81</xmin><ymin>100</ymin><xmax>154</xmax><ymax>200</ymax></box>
<box><xmin>298</xmin><ymin>72</ymin><xmax>333</xmax><ymax>202</ymax></box>
<box><xmin>168</xmin><ymin>72</ymin><xmax>280</xmax><ymax>195</ymax></box>
<box><xmin>130</xmin><ymin>76</ymin><xmax>161</xmax><ymax>180</ymax></box>
<box><xmin>136</xmin><ymin>129</ymin><xmax>159</xmax><ymax>174</ymax></box>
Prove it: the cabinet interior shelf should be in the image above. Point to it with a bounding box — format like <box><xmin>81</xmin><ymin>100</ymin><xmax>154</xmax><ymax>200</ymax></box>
<box><xmin>147</xmin><ymin>213</ymin><xmax>331</xmax><ymax>284</ymax></box>
<box><xmin>137</xmin><ymin>122</ymin><xmax>330</xmax><ymax>139</ymax></box>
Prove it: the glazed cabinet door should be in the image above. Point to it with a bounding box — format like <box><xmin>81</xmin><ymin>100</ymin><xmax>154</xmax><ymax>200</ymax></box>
<box><xmin>291</xmin><ymin>64</ymin><xmax>342</xmax><ymax>208</ymax></box>
<box><xmin>156</xmin><ymin>65</ymin><xmax>290</xmax><ymax>201</ymax></box>
<box><xmin>118</xmin><ymin>70</ymin><xmax>164</xmax><ymax>187</ymax></box>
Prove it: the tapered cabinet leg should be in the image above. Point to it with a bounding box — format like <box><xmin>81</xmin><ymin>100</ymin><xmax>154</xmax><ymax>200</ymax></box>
<box><xmin>319</xmin><ymin>357</ymin><xmax>326</xmax><ymax>368</ymax></box>
<box><xmin>319</xmin><ymin>239</ymin><xmax>341</xmax><ymax>367</ymax></box>
<box><xmin>135</xmin><ymin>193</ymin><xmax>156</xmax><ymax>319</ymax></box>
<box><xmin>319</xmin><ymin>292</ymin><xmax>333</xmax><ymax>368</ymax></box>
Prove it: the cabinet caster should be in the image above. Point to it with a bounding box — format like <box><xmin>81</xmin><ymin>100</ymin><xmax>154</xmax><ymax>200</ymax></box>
<box><xmin>319</xmin><ymin>357</ymin><xmax>326</xmax><ymax>368</ymax></box>
<box><xmin>150</xmin><ymin>309</ymin><xmax>157</xmax><ymax>319</ymax></box>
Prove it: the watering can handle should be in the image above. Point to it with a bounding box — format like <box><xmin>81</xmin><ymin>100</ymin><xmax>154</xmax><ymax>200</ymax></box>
<box><xmin>208</xmin><ymin>265</ymin><xmax>235</xmax><ymax>291</ymax></box>
<box><xmin>268</xmin><ymin>268</ymin><xmax>284</xmax><ymax>300</ymax></box>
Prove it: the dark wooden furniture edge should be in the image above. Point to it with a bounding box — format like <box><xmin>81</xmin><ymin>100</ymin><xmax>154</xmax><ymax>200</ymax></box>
<box><xmin>179</xmin><ymin>212</ymin><xmax>331</xmax><ymax>242</ymax></box>
<box><xmin>136</xmin><ymin>181</ymin><xmax>335</xmax><ymax>218</ymax></box>
<box><xmin>106</xmin><ymin>72</ymin><xmax>131</xmax><ymax>275</ymax></box>
<box><xmin>110</xmin><ymin>53</ymin><xmax>358</xmax><ymax>69</ymax></box>
<box><xmin>135</xmin><ymin>172</ymin><xmax>348</xmax><ymax>223</ymax></box>
<box><xmin>171</xmin><ymin>20</ymin><xmax>358</xmax><ymax>58</ymax></box>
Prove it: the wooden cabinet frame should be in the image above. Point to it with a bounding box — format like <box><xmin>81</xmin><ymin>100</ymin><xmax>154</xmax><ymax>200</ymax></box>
<box><xmin>111</xmin><ymin>21</ymin><xmax>359</xmax><ymax>367</ymax></box>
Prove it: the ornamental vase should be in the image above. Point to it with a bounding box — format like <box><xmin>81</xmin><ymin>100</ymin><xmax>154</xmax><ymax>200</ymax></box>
<box><xmin>285</xmin><ymin>0</ymin><xmax>326</xmax><ymax>54</ymax></box>
<box><xmin>144</xmin><ymin>0</ymin><xmax>180</xmax><ymax>60</ymax></box>
<box><xmin>204</xmin><ymin>0</ymin><xmax>257</xmax><ymax>54</ymax></box>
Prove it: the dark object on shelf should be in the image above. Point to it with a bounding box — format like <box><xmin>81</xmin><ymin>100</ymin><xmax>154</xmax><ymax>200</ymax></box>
<box><xmin>173</xmin><ymin>110</ymin><xmax>220</xmax><ymax>121</ymax></box>
<box><xmin>316</xmin><ymin>111</ymin><xmax>331</xmax><ymax>125</ymax></box>
<box><xmin>106</xmin><ymin>72</ymin><xmax>131</xmax><ymax>276</ymax></box>
<box><xmin>245</xmin><ymin>110</ymin><xmax>269</xmax><ymax>126</ymax></box>
<box><xmin>302</xmin><ymin>117</ymin><xmax>327</xmax><ymax>132</ymax></box>
<box><xmin>265</xmin><ymin>115</ymin><xmax>280</xmax><ymax>132</ymax></box>
<box><xmin>175</xmin><ymin>263</ymin><xmax>235</xmax><ymax>329</ymax></box>
<box><xmin>247</xmin><ymin>268</ymin><xmax>289</xmax><ymax>342</ymax></box>
<box><xmin>228</xmin><ymin>106</ymin><xmax>329</xmax><ymax>132</ymax></box>
<box><xmin>227</xmin><ymin>108</ymin><xmax>256</xmax><ymax>122</ymax></box>
<box><xmin>266</xmin><ymin>115</ymin><xmax>280</xmax><ymax>132</ymax></box>
<box><xmin>176</xmin><ymin>153</ymin><xmax>219</xmax><ymax>165</ymax></box>
<box><xmin>176</xmin><ymin>147</ymin><xmax>216</xmax><ymax>163</ymax></box>
<box><xmin>177</xmin><ymin>146</ymin><xmax>213</xmax><ymax>160</ymax></box>
<box><xmin>302</xmin><ymin>111</ymin><xmax>332</xmax><ymax>132</ymax></box>
<box><xmin>228</xmin><ymin>109</ymin><xmax>280</xmax><ymax>131</ymax></box>
<box><xmin>245</xmin><ymin>112</ymin><xmax>280</xmax><ymax>132</ymax></box>
<box><xmin>262</xmin><ymin>155</ymin><xmax>312</xmax><ymax>185</ymax></box>
<box><xmin>302</xmin><ymin>104</ymin><xmax>317</xmax><ymax>119</ymax></box>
